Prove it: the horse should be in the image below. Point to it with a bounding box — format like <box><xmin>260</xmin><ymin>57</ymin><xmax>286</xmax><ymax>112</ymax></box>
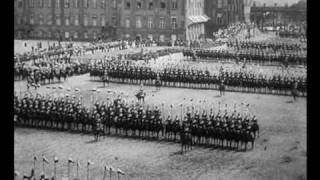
<box><xmin>135</xmin><ymin>91</ymin><xmax>146</xmax><ymax>103</ymax></box>
<box><xmin>250</xmin><ymin>122</ymin><xmax>260</xmax><ymax>138</ymax></box>
<box><xmin>155</xmin><ymin>79</ymin><xmax>161</xmax><ymax>91</ymax></box>
<box><xmin>241</xmin><ymin>130</ymin><xmax>255</xmax><ymax>151</ymax></box>
<box><xmin>180</xmin><ymin>129</ymin><xmax>193</xmax><ymax>153</ymax></box>
<box><xmin>219</xmin><ymin>81</ymin><xmax>225</xmax><ymax>96</ymax></box>
<box><xmin>291</xmin><ymin>83</ymin><xmax>299</xmax><ymax>101</ymax></box>
<box><xmin>93</xmin><ymin>121</ymin><xmax>103</xmax><ymax>142</ymax></box>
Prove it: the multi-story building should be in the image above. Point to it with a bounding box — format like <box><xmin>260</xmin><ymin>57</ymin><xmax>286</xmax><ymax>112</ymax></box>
<box><xmin>14</xmin><ymin>0</ymin><xmax>118</xmax><ymax>41</ymax></box>
<box><xmin>14</xmin><ymin>0</ymin><xmax>210</xmax><ymax>42</ymax></box>
<box><xmin>250</xmin><ymin>1</ymin><xmax>306</xmax><ymax>29</ymax></box>
<box><xmin>204</xmin><ymin>0</ymin><xmax>245</xmax><ymax>38</ymax></box>
<box><xmin>118</xmin><ymin>0</ymin><xmax>209</xmax><ymax>42</ymax></box>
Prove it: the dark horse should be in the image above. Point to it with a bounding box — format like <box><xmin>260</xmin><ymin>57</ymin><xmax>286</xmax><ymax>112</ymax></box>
<box><xmin>93</xmin><ymin>121</ymin><xmax>104</xmax><ymax>142</ymax></box>
<box><xmin>291</xmin><ymin>81</ymin><xmax>299</xmax><ymax>101</ymax></box>
<box><xmin>155</xmin><ymin>79</ymin><xmax>161</xmax><ymax>91</ymax></box>
<box><xmin>219</xmin><ymin>80</ymin><xmax>225</xmax><ymax>96</ymax></box>
<box><xmin>180</xmin><ymin>128</ymin><xmax>193</xmax><ymax>153</ymax></box>
<box><xmin>135</xmin><ymin>90</ymin><xmax>146</xmax><ymax>103</ymax></box>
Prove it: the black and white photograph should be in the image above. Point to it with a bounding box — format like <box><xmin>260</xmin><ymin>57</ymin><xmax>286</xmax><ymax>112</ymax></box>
<box><xmin>14</xmin><ymin>0</ymin><xmax>307</xmax><ymax>179</ymax></box>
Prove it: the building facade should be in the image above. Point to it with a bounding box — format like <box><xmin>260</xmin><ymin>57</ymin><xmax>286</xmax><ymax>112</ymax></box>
<box><xmin>118</xmin><ymin>0</ymin><xmax>185</xmax><ymax>42</ymax></box>
<box><xmin>117</xmin><ymin>0</ymin><xmax>209</xmax><ymax>42</ymax></box>
<box><xmin>250</xmin><ymin>1</ymin><xmax>306</xmax><ymax>29</ymax></box>
<box><xmin>14</xmin><ymin>0</ymin><xmax>117</xmax><ymax>41</ymax></box>
<box><xmin>185</xmin><ymin>0</ymin><xmax>209</xmax><ymax>42</ymax></box>
<box><xmin>204</xmin><ymin>0</ymin><xmax>245</xmax><ymax>38</ymax></box>
<box><xmin>14</xmin><ymin>0</ymin><xmax>211</xmax><ymax>42</ymax></box>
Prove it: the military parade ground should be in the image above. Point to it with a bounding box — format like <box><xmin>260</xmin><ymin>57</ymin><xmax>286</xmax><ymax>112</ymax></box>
<box><xmin>14</xmin><ymin>29</ymin><xmax>306</xmax><ymax>179</ymax></box>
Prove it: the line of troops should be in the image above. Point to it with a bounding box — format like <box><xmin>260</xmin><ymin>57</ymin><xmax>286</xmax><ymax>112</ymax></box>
<box><xmin>278</xmin><ymin>30</ymin><xmax>306</xmax><ymax>39</ymax></box>
<box><xmin>183</xmin><ymin>49</ymin><xmax>306</xmax><ymax>65</ymax></box>
<box><xmin>14</xmin><ymin>59</ymin><xmax>89</xmax><ymax>87</ymax></box>
<box><xmin>14</xmin><ymin>92</ymin><xmax>259</xmax><ymax>151</ymax></box>
<box><xmin>123</xmin><ymin>48</ymin><xmax>183</xmax><ymax>61</ymax></box>
<box><xmin>227</xmin><ymin>40</ymin><xmax>306</xmax><ymax>52</ymax></box>
<box><xmin>88</xmin><ymin>59</ymin><xmax>306</xmax><ymax>96</ymax></box>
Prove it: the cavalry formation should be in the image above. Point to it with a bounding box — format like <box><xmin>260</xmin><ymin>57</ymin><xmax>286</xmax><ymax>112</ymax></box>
<box><xmin>14</xmin><ymin>91</ymin><xmax>259</xmax><ymax>152</ymax></box>
<box><xmin>88</xmin><ymin>52</ymin><xmax>306</xmax><ymax>97</ymax></box>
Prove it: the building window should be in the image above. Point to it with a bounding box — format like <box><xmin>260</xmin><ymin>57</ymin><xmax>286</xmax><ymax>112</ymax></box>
<box><xmin>84</xmin><ymin>32</ymin><xmax>88</xmax><ymax>39</ymax></box>
<box><xmin>147</xmin><ymin>17</ymin><xmax>153</xmax><ymax>29</ymax></box>
<box><xmin>217</xmin><ymin>0</ymin><xmax>222</xmax><ymax>8</ymax></box>
<box><xmin>65</xmin><ymin>31</ymin><xmax>70</xmax><ymax>39</ymax></box>
<box><xmin>38</xmin><ymin>31</ymin><xmax>43</xmax><ymax>38</ymax></box>
<box><xmin>148</xmin><ymin>1</ymin><xmax>153</xmax><ymax>9</ymax></box>
<box><xmin>125</xmin><ymin>1</ymin><xmax>130</xmax><ymax>9</ymax></box>
<box><xmin>84</xmin><ymin>15</ymin><xmax>88</xmax><ymax>26</ymax></box>
<box><xmin>18</xmin><ymin>0</ymin><xmax>23</xmax><ymax>8</ymax></box>
<box><xmin>84</xmin><ymin>0</ymin><xmax>89</xmax><ymax>8</ymax></box>
<box><xmin>64</xmin><ymin>0</ymin><xmax>70</xmax><ymax>8</ymax></box>
<box><xmin>74</xmin><ymin>32</ymin><xmax>78</xmax><ymax>39</ymax></box>
<box><xmin>65</xmin><ymin>16</ymin><xmax>70</xmax><ymax>26</ymax></box>
<box><xmin>172</xmin><ymin>0</ymin><xmax>177</xmax><ymax>9</ymax></box>
<box><xmin>159</xmin><ymin>34</ymin><xmax>165</xmax><ymax>42</ymax></box>
<box><xmin>93</xmin><ymin>0</ymin><xmax>97</xmax><ymax>8</ymax></box>
<box><xmin>137</xmin><ymin>1</ymin><xmax>142</xmax><ymax>9</ymax></box>
<box><xmin>136</xmin><ymin>16</ymin><xmax>142</xmax><ymax>28</ymax></box>
<box><xmin>56</xmin><ymin>15</ymin><xmax>61</xmax><ymax>25</ymax></box>
<box><xmin>56</xmin><ymin>0</ymin><xmax>60</xmax><ymax>8</ymax></box>
<box><xmin>16</xmin><ymin>17</ymin><xmax>21</xmax><ymax>25</ymax></box>
<box><xmin>171</xmin><ymin>17</ymin><xmax>177</xmax><ymax>29</ymax></box>
<box><xmin>47</xmin><ymin>0</ymin><xmax>51</xmax><ymax>8</ymax></box>
<box><xmin>112</xmin><ymin>16</ymin><xmax>116</xmax><ymax>26</ymax></box>
<box><xmin>47</xmin><ymin>15</ymin><xmax>52</xmax><ymax>25</ymax></box>
<box><xmin>217</xmin><ymin>13</ymin><xmax>223</xmax><ymax>24</ymax></box>
<box><xmin>212</xmin><ymin>8</ymin><xmax>216</xmax><ymax>18</ymax></box>
<box><xmin>93</xmin><ymin>31</ymin><xmax>97</xmax><ymax>39</ymax></box>
<box><xmin>101</xmin><ymin>0</ymin><xmax>105</xmax><ymax>8</ymax></box>
<box><xmin>159</xmin><ymin>17</ymin><xmax>165</xmax><ymax>29</ymax></box>
<box><xmin>112</xmin><ymin>0</ymin><xmax>116</xmax><ymax>8</ymax></box>
<box><xmin>160</xmin><ymin>1</ymin><xmax>166</xmax><ymax>9</ymax></box>
<box><xmin>39</xmin><ymin>0</ymin><xmax>44</xmax><ymax>8</ymax></box>
<box><xmin>74</xmin><ymin>15</ymin><xmax>79</xmax><ymax>26</ymax></box>
<box><xmin>39</xmin><ymin>14</ymin><xmax>44</xmax><ymax>25</ymax></box>
<box><xmin>101</xmin><ymin>15</ymin><xmax>105</xmax><ymax>26</ymax></box>
<box><xmin>171</xmin><ymin>34</ymin><xmax>177</xmax><ymax>41</ymax></box>
<box><xmin>92</xmin><ymin>16</ymin><xmax>97</xmax><ymax>26</ymax></box>
<box><xmin>30</xmin><ymin>14</ymin><xmax>34</xmax><ymax>25</ymax></box>
<box><xmin>125</xmin><ymin>18</ymin><xmax>130</xmax><ymax>28</ymax></box>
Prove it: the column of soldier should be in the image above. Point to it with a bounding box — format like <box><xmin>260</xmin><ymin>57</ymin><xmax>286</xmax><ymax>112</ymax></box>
<box><xmin>226</xmin><ymin>40</ymin><xmax>306</xmax><ymax>65</ymax></box>
<box><xmin>14</xmin><ymin>56</ymin><xmax>89</xmax><ymax>88</ymax></box>
<box><xmin>89</xmin><ymin>51</ymin><xmax>306</xmax><ymax>96</ymax></box>
<box><xmin>14</xmin><ymin>39</ymin><xmax>156</xmax><ymax>84</ymax></box>
<box><xmin>14</xmin><ymin>89</ymin><xmax>259</xmax><ymax>151</ymax></box>
<box><xmin>14</xmin><ymin>155</ymin><xmax>125</xmax><ymax>180</ymax></box>
<box><xmin>183</xmin><ymin>44</ymin><xmax>306</xmax><ymax>66</ymax></box>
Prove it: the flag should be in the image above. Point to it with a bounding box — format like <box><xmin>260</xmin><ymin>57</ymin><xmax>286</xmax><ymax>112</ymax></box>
<box><xmin>109</xmin><ymin>166</ymin><xmax>116</xmax><ymax>172</ymax></box>
<box><xmin>104</xmin><ymin>165</ymin><xmax>109</xmax><ymax>171</ymax></box>
<box><xmin>43</xmin><ymin>156</ymin><xmax>49</xmax><ymax>164</ymax></box>
<box><xmin>14</xmin><ymin>170</ymin><xmax>20</xmax><ymax>177</ymax></box>
<box><xmin>87</xmin><ymin>160</ymin><xmax>93</xmax><ymax>166</ymax></box>
<box><xmin>54</xmin><ymin>156</ymin><xmax>59</xmax><ymax>163</ymax></box>
<box><xmin>117</xmin><ymin>168</ymin><xmax>125</xmax><ymax>175</ymax></box>
<box><xmin>68</xmin><ymin>157</ymin><xmax>75</xmax><ymax>164</ymax></box>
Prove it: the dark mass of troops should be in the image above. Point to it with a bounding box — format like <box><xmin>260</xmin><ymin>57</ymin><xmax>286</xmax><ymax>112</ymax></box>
<box><xmin>14</xmin><ymin>92</ymin><xmax>259</xmax><ymax>152</ymax></box>
<box><xmin>14</xmin><ymin>23</ymin><xmax>306</xmax><ymax>155</ymax></box>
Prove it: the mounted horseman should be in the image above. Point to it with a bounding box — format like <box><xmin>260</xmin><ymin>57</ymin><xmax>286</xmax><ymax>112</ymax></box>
<box><xmin>135</xmin><ymin>83</ymin><xmax>146</xmax><ymax>103</ymax></box>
